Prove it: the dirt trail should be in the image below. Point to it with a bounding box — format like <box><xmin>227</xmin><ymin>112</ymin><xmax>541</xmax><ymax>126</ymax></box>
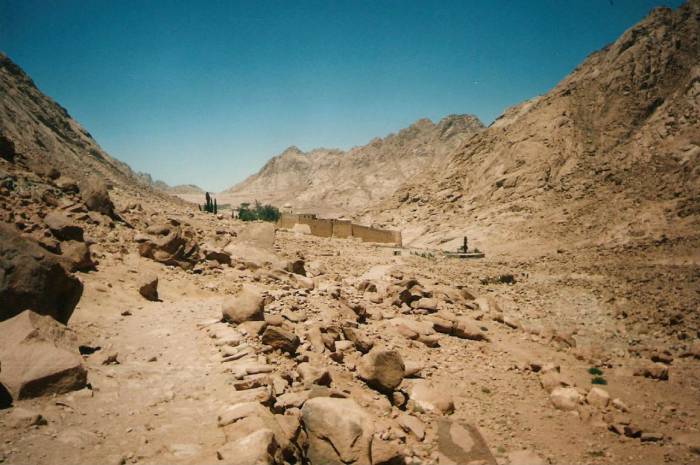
<box><xmin>3</xmin><ymin>255</ymin><xmax>235</xmax><ymax>465</ymax></box>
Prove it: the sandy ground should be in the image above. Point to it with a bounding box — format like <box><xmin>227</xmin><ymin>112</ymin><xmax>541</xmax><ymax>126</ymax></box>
<box><xmin>2</xmin><ymin>217</ymin><xmax>699</xmax><ymax>465</ymax></box>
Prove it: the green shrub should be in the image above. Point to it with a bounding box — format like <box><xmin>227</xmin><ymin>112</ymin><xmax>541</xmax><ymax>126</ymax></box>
<box><xmin>238</xmin><ymin>200</ymin><xmax>280</xmax><ymax>222</ymax></box>
<box><xmin>588</xmin><ymin>367</ymin><xmax>603</xmax><ymax>376</ymax></box>
<box><xmin>591</xmin><ymin>376</ymin><xmax>607</xmax><ymax>385</ymax></box>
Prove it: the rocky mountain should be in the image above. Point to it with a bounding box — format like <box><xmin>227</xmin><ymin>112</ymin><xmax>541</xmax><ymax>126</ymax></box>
<box><xmin>0</xmin><ymin>54</ymin><xmax>147</xmax><ymax>190</ymax></box>
<box><xmin>222</xmin><ymin>115</ymin><xmax>484</xmax><ymax>216</ymax></box>
<box><xmin>363</xmin><ymin>2</ymin><xmax>700</xmax><ymax>255</ymax></box>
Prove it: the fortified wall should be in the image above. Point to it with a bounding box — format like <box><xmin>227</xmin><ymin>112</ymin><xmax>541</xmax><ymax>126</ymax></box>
<box><xmin>277</xmin><ymin>213</ymin><xmax>402</xmax><ymax>246</ymax></box>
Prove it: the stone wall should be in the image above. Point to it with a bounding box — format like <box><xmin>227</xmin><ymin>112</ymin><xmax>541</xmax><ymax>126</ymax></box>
<box><xmin>331</xmin><ymin>219</ymin><xmax>352</xmax><ymax>238</ymax></box>
<box><xmin>351</xmin><ymin>224</ymin><xmax>402</xmax><ymax>245</ymax></box>
<box><xmin>277</xmin><ymin>214</ymin><xmax>401</xmax><ymax>246</ymax></box>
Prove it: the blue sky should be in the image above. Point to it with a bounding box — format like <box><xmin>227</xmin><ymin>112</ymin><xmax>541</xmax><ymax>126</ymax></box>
<box><xmin>1</xmin><ymin>0</ymin><xmax>684</xmax><ymax>191</ymax></box>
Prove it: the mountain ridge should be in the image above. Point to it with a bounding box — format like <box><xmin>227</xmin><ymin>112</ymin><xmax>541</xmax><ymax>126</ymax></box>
<box><xmin>220</xmin><ymin>114</ymin><xmax>484</xmax><ymax>215</ymax></box>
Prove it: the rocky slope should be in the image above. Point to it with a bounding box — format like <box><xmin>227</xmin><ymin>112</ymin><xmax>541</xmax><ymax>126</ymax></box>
<box><xmin>222</xmin><ymin>115</ymin><xmax>484</xmax><ymax>216</ymax></box>
<box><xmin>363</xmin><ymin>2</ymin><xmax>700</xmax><ymax>255</ymax></box>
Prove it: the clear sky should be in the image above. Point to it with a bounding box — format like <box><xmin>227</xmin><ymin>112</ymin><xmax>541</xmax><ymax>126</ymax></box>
<box><xmin>1</xmin><ymin>0</ymin><xmax>684</xmax><ymax>191</ymax></box>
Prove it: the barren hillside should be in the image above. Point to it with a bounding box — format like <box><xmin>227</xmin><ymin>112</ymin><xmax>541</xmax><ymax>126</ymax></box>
<box><xmin>363</xmin><ymin>2</ymin><xmax>700</xmax><ymax>256</ymax></box>
<box><xmin>221</xmin><ymin>115</ymin><xmax>484</xmax><ymax>216</ymax></box>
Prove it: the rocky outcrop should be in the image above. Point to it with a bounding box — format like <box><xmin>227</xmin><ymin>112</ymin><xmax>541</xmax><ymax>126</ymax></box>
<box><xmin>0</xmin><ymin>310</ymin><xmax>87</xmax><ymax>400</ymax></box>
<box><xmin>0</xmin><ymin>223</ymin><xmax>83</xmax><ymax>324</ymax></box>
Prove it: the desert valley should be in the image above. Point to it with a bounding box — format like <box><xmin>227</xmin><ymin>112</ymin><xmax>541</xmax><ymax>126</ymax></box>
<box><xmin>1</xmin><ymin>2</ymin><xmax>699</xmax><ymax>465</ymax></box>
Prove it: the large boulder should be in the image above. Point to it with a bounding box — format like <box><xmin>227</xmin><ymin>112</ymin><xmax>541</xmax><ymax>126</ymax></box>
<box><xmin>357</xmin><ymin>347</ymin><xmax>405</xmax><ymax>393</ymax></box>
<box><xmin>79</xmin><ymin>176</ymin><xmax>116</xmax><ymax>218</ymax></box>
<box><xmin>138</xmin><ymin>220</ymin><xmax>201</xmax><ymax>269</ymax></box>
<box><xmin>0</xmin><ymin>223</ymin><xmax>83</xmax><ymax>324</ymax></box>
<box><xmin>0</xmin><ymin>310</ymin><xmax>87</xmax><ymax>400</ymax></box>
<box><xmin>44</xmin><ymin>212</ymin><xmax>84</xmax><ymax>242</ymax></box>
<box><xmin>222</xmin><ymin>286</ymin><xmax>265</xmax><ymax>323</ymax></box>
<box><xmin>301</xmin><ymin>397</ymin><xmax>374</xmax><ymax>465</ymax></box>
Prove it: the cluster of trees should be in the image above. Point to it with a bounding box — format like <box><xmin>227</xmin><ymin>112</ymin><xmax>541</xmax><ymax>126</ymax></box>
<box><xmin>238</xmin><ymin>201</ymin><xmax>280</xmax><ymax>222</ymax></box>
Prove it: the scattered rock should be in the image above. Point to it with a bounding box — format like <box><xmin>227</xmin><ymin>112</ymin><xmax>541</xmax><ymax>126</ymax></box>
<box><xmin>138</xmin><ymin>220</ymin><xmax>200</xmax><ymax>269</ymax></box>
<box><xmin>0</xmin><ymin>223</ymin><xmax>83</xmax><ymax>324</ymax></box>
<box><xmin>7</xmin><ymin>407</ymin><xmax>47</xmax><ymax>428</ymax></box>
<box><xmin>586</xmin><ymin>387</ymin><xmax>610</xmax><ymax>408</ymax></box>
<box><xmin>217</xmin><ymin>428</ymin><xmax>280</xmax><ymax>465</ymax></box>
<box><xmin>222</xmin><ymin>286</ymin><xmax>265</xmax><ymax>324</ymax></box>
<box><xmin>550</xmin><ymin>387</ymin><xmax>582</xmax><ymax>411</ymax></box>
<box><xmin>0</xmin><ymin>310</ymin><xmax>87</xmax><ymax>400</ymax></box>
<box><xmin>44</xmin><ymin>212</ymin><xmax>84</xmax><ymax>242</ymax></box>
<box><xmin>301</xmin><ymin>397</ymin><xmax>374</xmax><ymax>465</ymax></box>
<box><xmin>297</xmin><ymin>363</ymin><xmax>331</xmax><ymax>386</ymax></box>
<box><xmin>261</xmin><ymin>326</ymin><xmax>300</xmax><ymax>354</ymax></box>
<box><xmin>137</xmin><ymin>273</ymin><xmax>159</xmax><ymax>301</ymax></box>
<box><xmin>79</xmin><ymin>176</ymin><xmax>117</xmax><ymax>218</ymax></box>
<box><xmin>406</xmin><ymin>381</ymin><xmax>455</xmax><ymax>415</ymax></box>
<box><xmin>61</xmin><ymin>240</ymin><xmax>95</xmax><ymax>272</ymax></box>
<box><xmin>397</xmin><ymin>413</ymin><xmax>425</xmax><ymax>441</ymax></box>
<box><xmin>634</xmin><ymin>362</ymin><xmax>669</xmax><ymax>380</ymax></box>
<box><xmin>357</xmin><ymin>347</ymin><xmax>405</xmax><ymax>393</ymax></box>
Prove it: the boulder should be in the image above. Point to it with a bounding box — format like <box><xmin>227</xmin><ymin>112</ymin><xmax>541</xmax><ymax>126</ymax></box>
<box><xmin>261</xmin><ymin>326</ymin><xmax>300</xmax><ymax>354</ymax></box>
<box><xmin>56</xmin><ymin>176</ymin><xmax>79</xmax><ymax>193</ymax></box>
<box><xmin>137</xmin><ymin>273</ymin><xmax>159</xmax><ymax>301</ymax></box>
<box><xmin>634</xmin><ymin>362</ymin><xmax>669</xmax><ymax>380</ymax></box>
<box><xmin>60</xmin><ymin>240</ymin><xmax>95</xmax><ymax>272</ymax></box>
<box><xmin>0</xmin><ymin>381</ymin><xmax>11</xmax><ymax>409</ymax></box>
<box><xmin>398</xmin><ymin>413</ymin><xmax>426</xmax><ymax>441</ymax></box>
<box><xmin>217</xmin><ymin>428</ymin><xmax>279</xmax><ymax>465</ymax></box>
<box><xmin>301</xmin><ymin>397</ymin><xmax>374</xmax><ymax>465</ymax></box>
<box><xmin>586</xmin><ymin>387</ymin><xmax>610</xmax><ymax>408</ymax></box>
<box><xmin>357</xmin><ymin>347</ymin><xmax>405</xmax><ymax>393</ymax></box>
<box><xmin>411</xmin><ymin>297</ymin><xmax>438</xmax><ymax>312</ymax></box>
<box><xmin>297</xmin><ymin>362</ymin><xmax>331</xmax><ymax>386</ymax></box>
<box><xmin>222</xmin><ymin>286</ymin><xmax>265</xmax><ymax>323</ymax></box>
<box><xmin>550</xmin><ymin>387</ymin><xmax>582</xmax><ymax>411</ymax></box>
<box><xmin>218</xmin><ymin>400</ymin><xmax>296</xmax><ymax>462</ymax></box>
<box><xmin>0</xmin><ymin>310</ymin><xmax>87</xmax><ymax>400</ymax></box>
<box><xmin>0</xmin><ymin>134</ymin><xmax>16</xmax><ymax>162</ymax></box>
<box><xmin>371</xmin><ymin>440</ymin><xmax>404</xmax><ymax>465</ymax></box>
<box><xmin>452</xmin><ymin>317</ymin><xmax>490</xmax><ymax>341</ymax></box>
<box><xmin>138</xmin><ymin>220</ymin><xmax>201</xmax><ymax>269</ymax></box>
<box><xmin>406</xmin><ymin>381</ymin><xmax>455</xmax><ymax>415</ymax></box>
<box><xmin>0</xmin><ymin>223</ymin><xmax>83</xmax><ymax>324</ymax></box>
<box><xmin>44</xmin><ymin>212</ymin><xmax>84</xmax><ymax>242</ymax></box>
<box><xmin>342</xmin><ymin>326</ymin><xmax>374</xmax><ymax>354</ymax></box>
<box><xmin>79</xmin><ymin>176</ymin><xmax>116</xmax><ymax>218</ymax></box>
<box><xmin>223</xmin><ymin>242</ymin><xmax>286</xmax><ymax>270</ymax></box>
